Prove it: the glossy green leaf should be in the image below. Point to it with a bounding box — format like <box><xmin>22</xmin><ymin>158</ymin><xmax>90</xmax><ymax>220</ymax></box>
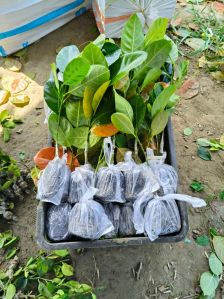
<box><xmin>3</xmin><ymin>127</ymin><xmax>10</xmax><ymax>142</ymax></box>
<box><xmin>93</xmin><ymin>34</ymin><xmax>105</xmax><ymax>48</ymax></box>
<box><xmin>3</xmin><ymin>120</ymin><xmax>15</xmax><ymax>129</ymax></box>
<box><xmin>167</xmin><ymin>94</ymin><xmax>180</xmax><ymax>108</ymax></box>
<box><xmin>65</xmin><ymin>100</ymin><xmax>88</xmax><ymax>128</ymax></box>
<box><xmin>213</xmin><ymin>236</ymin><xmax>224</xmax><ymax>263</ymax></box>
<box><xmin>6</xmin><ymin>247</ymin><xmax>18</xmax><ymax>259</ymax></box>
<box><xmin>111</xmin><ymin>51</ymin><xmax>147</xmax><ymax>84</ymax></box>
<box><xmin>190</xmin><ymin>181</ymin><xmax>204</xmax><ymax>192</ymax></box>
<box><xmin>5</xmin><ymin>283</ymin><xmax>16</xmax><ymax>299</ymax></box>
<box><xmin>145</xmin><ymin>18</ymin><xmax>168</xmax><ymax>46</ymax></box>
<box><xmin>209</xmin><ymin>253</ymin><xmax>223</xmax><ymax>276</ymax></box>
<box><xmin>114</xmin><ymin>89</ymin><xmax>133</xmax><ymax>121</ymax></box>
<box><xmin>121</xmin><ymin>14</ymin><xmax>144</xmax><ymax>53</ymax></box>
<box><xmin>61</xmin><ymin>262</ymin><xmax>74</xmax><ymax>276</ymax></box>
<box><xmin>151</xmin><ymin>85</ymin><xmax>176</xmax><ymax>117</ymax></box>
<box><xmin>175</xmin><ymin>60</ymin><xmax>189</xmax><ymax>88</ymax></box>
<box><xmin>141</xmin><ymin>68</ymin><xmax>162</xmax><ymax>91</ymax></box>
<box><xmin>111</xmin><ymin>112</ymin><xmax>135</xmax><ymax>135</ymax></box>
<box><xmin>82</xmin><ymin>42</ymin><xmax>107</xmax><ymax>67</ymax></box>
<box><xmin>200</xmin><ymin>272</ymin><xmax>219</xmax><ymax>296</ymax></box>
<box><xmin>129</xmin><ymin>95</ymin><xmax>146</xmax><ymax>130</ymax></box>
<box><xmin>48</xmin><ymin>113</ymin><xmax>74</xmax><ymax>147</ymax></box>
<box><xmin>44</xmin><ymin>81</ymin><xmax>61</xmax><ymax>114</ymax></box>
<box><xmin>0</xmin><ymin>109</ymin><xmax>9</xmax><ymax>122</ymax></box>
<box><xmin>92</xmin><ymin>91</ymin><xmax>115</xmax><ymax>125</ymax></box>
<box><xmin>151</xmin><ymin>110</ymin><xmax>169</xmax><ymax>138</ymax></box>
<box><xmin>165</xmin><ymin>35</ymin><xmax>178</xmax><ymax>63</ymax></box>
<box><xmin>72</xmin><ymin>127</ymin><xmax>89</xmax><ymax>149</ymax></box>
<box><xmin>63</xmin><ymin>57</ymin><xmax>90</xmax><ymax>86</ymax></box>
<box><xmin>56</xmin><ymin>45</ymin><xmax>80</xmax><ymax>72</ymax></box>
<box><xmin>196</xmin><ymin>235</ymin><xmax>209</xmax><ymax>246</ymax></box>
<box><xmin>50</xmin><ymin>63</ymin><xmax>59</xmax><ymax>90</ymax></box>
<box><xmin>102</xmin><ymin>42</ymin><xmax>121</xmax><ymax>66</ymax></box>
<box><xmin>92</xmin><ymin>81</ymin><xmax>110</xmax><ymax>113</ymax></box>
<box><xmin>197</xmin><ymin>146</ymin><xmax>212</xmax><ymax>161</ymax></box>
<box><xmin>83</xmin><ymin>86</ymin><xmax>94</xmax><ymax>119</ymax></box>
<box><xmin>183</xmin><ymin>127</ymin><xmax>193</xmax><ymax>136</ymax></box>
<box><xmin>38</xmin><ymin>281</ymin><xmax>52</xmax><ymax>298</ymax></box>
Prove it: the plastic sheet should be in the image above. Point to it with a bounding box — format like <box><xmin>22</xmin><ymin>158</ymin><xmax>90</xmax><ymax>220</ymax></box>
<box><xmin>119</xmin><ymin>202</ymin><xmax>136</xmax><ymax>236</ymax></box>
<box><xmin>46</xmin><ymin>203</ymin><xmax>71</xmax><ymax>241</ymax></box>
<box><xmin>37</xmin><ymin>154</ymin><xmax>70</xmax><ymax>205</ymax></box>
<box><xmin>68</xmin><ymin>164</ymin><xmax>94</xmax><ymax>204</ymax></box>
<box><xmin>147</xmin><ymin>149</ymin><xmax>178</xmax><ymax>195</ymax></box>
<box><xmin>95</xmin><ymin>138</ymin><xmax>125</xmax><ymax>203</ymax></box>
<box><xmin>144</xmin><ymin>194</ymin><xmax>206</xmax><ymax>241</ymax></box>
<box><xmin>68</xmin><ymin>187</ymin><xmax>114</xmax><ymax>240</ymax></box>
<box><xmin>103</xmin><ymin>203</ymin><xmax>120</xmax><ymax>238</ymax></box>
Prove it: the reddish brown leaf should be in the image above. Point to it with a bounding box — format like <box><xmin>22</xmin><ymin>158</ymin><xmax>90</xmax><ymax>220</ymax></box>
<box><xmin>92</xmin><ymin>124</ymin><xmax>119</xmax><ymax>137</ymax></box>
<box><xmin>212</xmin><ymin>1</ymin><xmax>224</xmax><ymax>13</ymax></box>
<box><xmin>178</xmin><ymin>78</ymin><xmax>199</xmax><ymax>99</ymax></box>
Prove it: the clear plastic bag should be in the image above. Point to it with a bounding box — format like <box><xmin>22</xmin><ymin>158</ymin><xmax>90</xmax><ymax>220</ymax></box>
<box><xmin>103</xmin><ymin>203</ymin><xmax>120</xmax><ymax>238</ymax></box>
<box><xmin>147</xmin><ymin>149</ymin><xmax>178</xmax><ymax>195</ymax></box>
<box><xmin>119</xmin><ymin>151</ymin><xmax>160</xmax><ymax>201</ymax></box>
<box><xmin>46</xmin><ymin>203</ymin><xmax>71</xmax><ymax>241</ymax></box>
<box><xmin>68</xmin><ymin>187</ymin><xmax>114</xmax><ymax>240</ymax></box>
<box><xmin>68</xmin><ymin>164</ymin><xmax>94</xmax><ymax>204</ymax></box>
<box><xmin>95</xmin><ymin>138</ymin><xmax>125</xmax><ymax>203</ymax></box>
<box><xmin>119</xmin><ymin>203</ymin><xmax>136</xmax><ymax>237</ymax></box>
<box><xmin>37</xmin><ymin>153</ymin><xmax>70</xmax><ymax>205</ymax></box>
<box><xmin>144</xmin><ymin>194</ymin><xmax>206</xmax><ymax>241</ymax></box>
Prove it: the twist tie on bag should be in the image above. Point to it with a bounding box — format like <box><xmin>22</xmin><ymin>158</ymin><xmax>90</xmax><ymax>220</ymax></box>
<box><xmin>104</xmin><ymin>137</ymin><xmax>114</xmax><ymax>166</ymax></box>
<box><xmin>79</xmin><ymin>187</ymin><xmax>98</xmax><ymax>202</ymax></box>
<box><xmin>84</xmin><ymin>141</ymin><xmax>88</xmax><ymax>165</ymax></box>
<box><xmin>146</xmin><ymin>148</ymin><xmax>166</xmax><ymax>164</ymax></box>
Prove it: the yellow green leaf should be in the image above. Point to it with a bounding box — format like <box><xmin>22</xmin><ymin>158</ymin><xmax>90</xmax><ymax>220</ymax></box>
<box><xmin>10</xmin><ymin>95</ymin><xmax>30</xmax><ymax>107</ymax></box>
<box><xmin>83</xmin><ymin>86</ymin><xmax>94</xmax><ymax>119</ymax></box>
<box><xmin>0</xmin><ymin>90</ymin><xmax>10</xmax><ymax>105</ymax></box>
<box><xmin>92</xmin><ymin>81</ymin><xmax>110</xmax><ymax>113</ymax></box>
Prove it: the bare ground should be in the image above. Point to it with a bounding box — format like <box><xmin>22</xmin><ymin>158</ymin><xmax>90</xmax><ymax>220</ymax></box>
<box><xmin>0</xmin><ymin>10</ymin><xmax>224</xmax><ymax>299</ymax></box>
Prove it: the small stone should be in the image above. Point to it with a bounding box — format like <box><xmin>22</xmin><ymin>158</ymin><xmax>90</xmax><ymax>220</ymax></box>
<box><xmin>184</xmin><ymin>145</ymin><xmax>189</xmax><ymax>149</ymax></box>
<box><xmin>3</xmin><ymin>211</ymin><xmax>13</xmax><ymax>220</ymax></box>
<box><xmin>207</xmin><ymin>131</ymin><xmax>213</xmax><ymax>136</ymax></box>
<box><xmin>191</xmin><ymin>156</ymin><xmax>195</xmax><ymax>160</ymax></box>
<box><xmin>36</xmin><ymin>112</ymin><xmax>41</xmax><ymax>116</ymax></box>
<box><xmin>16</xmin><ymin>129</ymin><xmax>23</xmax><ymax>134</ymax></box>
<box><xmin>195</xmin><ymin>286</ymin><xmax>201</xmax><ymax>294</ymax></box>
<box><xmin>163</xmin><ymin>265</ymin><xmax>169</xmax><ymax>273</ymax></box>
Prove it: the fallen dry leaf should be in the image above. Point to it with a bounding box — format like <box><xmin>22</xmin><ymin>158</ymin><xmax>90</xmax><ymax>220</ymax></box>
<box><xmin>188</xmin><ymin>22</ymin><xmax>199</xmax><ymax>31</ymax></box>
<box><xmin>211</xmin><ymin>71</ymin><xmax>224</xmax><ymax>81</ymax></box>
<box><xmin>198</xmin><ymin>55</ymin><xmax>224</xmax><ymax>68</ymax></box>
<box><xmin>212</xmin><ymin>1</ymin><xmax>224</xmax><ymax>13</ymax></box>
<box><xmin>4</xmin><ymin>58</ymin><xmax>22</xmax><ymax>72</ymax></box>
<box><xmin>10</xmin><ymin>94</ymin><xmax>30</xmax><ymax>107</ymax></box>
<box><xmin>0</xmin><ymin>90</ymin><xmax>11</xmax><ymax>105</ymax></box>
<box><xmin>171</xmin><ymin>17</ymin><xmax>183</xmax><ymax>27</ymax></box>
<box><xmin>1</xmin><ymin>77</ymin><xmax>29</xmax><ymax>94</ymax></box>
<box><xmin>178</xmin><ymin>78</ymin><xmax>200</xmax><ymax>99</ymax></box>
<box><xmin>185</xmin><ymin>37</ymin><xmax>206</xmax><ymax>51</ymax></box>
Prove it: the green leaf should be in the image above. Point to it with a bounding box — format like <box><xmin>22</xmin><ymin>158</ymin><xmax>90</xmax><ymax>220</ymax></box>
<box><xmin>165</xmin><ymin>35</ymin><xmax>179</xmax><ymax>63</ymax></box>
<box><xmin>92</xmin><ymin>91</ymin><xmax>115</xmax><ymax>125</ymax></box>
<box><xmin>72</xmin><ymin>127</ymin><xmax>89</xmax><ymax>149</ymax></box>
<box><xmin>121</xmin><ymin>14</ymin><xmax>144</xmax><ymax>53</ymax></box>
<box><xmin>145</xmin><ymin>18</ymin><xmax>168</xmax><ymax>46</ymax></box>
<box><xmin>175</xmin><ymin>60</ymin><xmax>189</xmax><ymax>88</ymax></box>
<box><xmin>38</xmin><ymin>281</ymin><xmax>52</xmax><ymax>298</ymax></box>
<box><xmin>111</xmin><ymin>112</ymin><xmax>135</xmax><ymax>135</ymax></box>
<box><xmin>37</xmin><ymin>258</ymin><xmax>49</xmax><ymax>276</ymax></box>
<box><xmin>114</xmin><ymin>89</ymin><xmax>133</xmax><ymax>121</ymax></box>
<box><xmin>53</xmin><ymin>250</ymin><xmax>69</xmax><ymax>257</ymax></box>
<box><xmin>141</xmin><ymin>68</ymin><xmax>162</xmax><ymax>91</ymax></box>
<box><xmin>0</xmin><ymin>271</ymin><xmax>8</xmax><ymax>280</ymax></box>
<box><xmin>50</xmin><ymin>63</ymin><xmax>59</xmax><ymax>90</ymax></box>
<box><xmin>61</xmin><ymin>262</ymin><xmax>74</xmax><ymax>276</ymax></box>
<box><xmin>102</xmin><ymin>42</ymin><xmax>121</xmax><ymax>66</ymax></box>
<box><xmin>93</xmin><ymin>34</ymin><xmax>105</xmax><ymax>48</ymax></box>
<box><xmin>197</xmin><ymin>146</ymin><xmax>212</xmax><ymax>161</ymax></box>
<box><xmin>200</xmin><ymin>272</ymin><xmax>219</xmax><ymax>296</ymax></box>
<box><xmin>83</xmin><ymin>86</ymin><xmax>94</xmax><ymax>119</ymax></box>
<box><xmin>129</xmin><ymin>95</ymin><xmax>146</xmax><ymax>130</ymax></box>
<box><xmin>3</xmin><ymin>127</ymin><xmax>11</xmax><ymax>142</ymax></box>
<box><xmin>184</xmin><ymin>127</ymin><xmax>193</xmax><ymax>136</ymax></box>
<box><xmin>63</xmin><ymin>57</ymin><xmax>90</xmax><ymax>86</ymax></box>
<box><xmin>56</xmin><ymin>45</ymin><xmax>80</xmax><ymax>72</ymax></box>
<box><xmin>6</xmin><ymin>247</ymin><xmax>18</xmax><ymax>259</ymax></box>
<box><xmin>151</xmin><ymin>110</ymin><xmax>169</xmax><ymax>138</ymax></box>
<box><xmin>220</xmin><ymin>190</ymin><xmax>224</xmax><ymax>200</ymax></box>
<box><xmin>0</xmin><ymin>109</ymin><xmax>9</xmax><ymax>122</ymax></box>
<box><xmin>5</xmin><ymin>283</ymin><xmax>16</xmax><ymax>299</ymax></box>
<box><xmin>197</xmin><ymin>138</ymin><xmax>211</xmax><ymax>147</ymax></box>
<box><xmin>196</xmin><ymin>235</ymin><xmax>209</xmax><ymax>246</ymax></box>
<box><xmin>71</xmin><ymin>65</ymin><xmax>110</xmax><ymax>97</ymax></box>
<box><xmin>82</xmin><ymin>43</ymin><xmax>107</xmax><ymax>67</ymax></box>
<box><xmin>209</xmin><ymin>253</ymin><xmax>223</xmax><ymax>276</ymax></box>
<box><xmin>65</xmin><ymin>100</ymin><xmax>88</xmax><ymax>128</ymax></box>
<box><xmin>111</xmin><ymin>51</ymin><xmax>147</xmax><ymax>84</ymax></box>
<box><xmin>48</xmin><ymin>113</ymin><xmax>75</xmax><ymax>147</ymax></box>
<box><xmin>190</xmin><ymin>181</ymin><xmax>204</xmax><ymax>192</ymax></box>
<box><xmin>213</xmin><ymin>236</ymin><xmax>224</xmax><ymax>263</ymax></box>
<box><xmin>92</xmin><ymin>81</ymin><xmax>110</xmax><ymax>113</ymax></box>
<box><xmin>210</xmin><ymin>228</ymin><xmax>218</xmax><ymax>237</ymax></box>
<box><xmin>151</xmin><ymin>85</ymin><xmax>176</xmax><ymax>117</ymax></box>
<box><xmin>44</xmin><ymin>80</ymin><xmax>61</xmax><ymax>114</ymax></box>
<box><xmin>3</xmin><ymin>120</ymin><xmax>15</xmax><ymax>129</ymax></box>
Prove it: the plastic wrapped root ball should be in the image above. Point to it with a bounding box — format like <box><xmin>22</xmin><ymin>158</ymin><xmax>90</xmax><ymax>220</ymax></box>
<box><xmin>144</xmin><ymin>194</ymin><xmax>206</xmax><ymax>241</ymax></box>
<box><xmin>68</xmin><ymin>164</ymin><xmax>94</xmax><ymax>204</ymax></box>
<box><xmin>46</xmin><ymin>203</ymin><xmax>72</xmax><ymax>241</ymax></box>
<box><xmin>37</xmin><ymin>154</ymin><xmax>70</xmax><ymax>205</ymax></box>
<box><xmin>68</xmin><ymin>187</ymin><xmax>114</xmax><ymax>240</ymax></box>
<box><xmin>147</xmin><ymin>149</ymin><xmax>178</xmax><ymax>195</ymax></box>
<box><xmin>103</xmin><ymin>203</ymin><xmax>121</xmax><ymax>238</ymax></box>
<box><xmin>95</xmin><ymin>137</ymin><xmax>125</xmax><ymax>203</ymax></box>
<box><xmin>119</xmin><ymin>151</ymin><xmax>160</xmax><ymax>201</ymax></box>
<box><xmin>119</xmin><ymin>203</ymin><xmax>136</xmax><ymax>237</ymax></box>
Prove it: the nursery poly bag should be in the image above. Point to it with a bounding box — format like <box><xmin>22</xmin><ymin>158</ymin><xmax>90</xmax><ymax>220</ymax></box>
<box><xmin>0</xmin><ymin>0</ymin><xmax>91</xmax><ymax>56</ymax></box>
<box><xmin>119</xmin><ymin>202</ymin><xmax>136</xmax><ymax>236</ymax></box>
<box><xmin>68</xmin><ymin>164</ymin><xmax>94</xmax><ymax>204</ymax></box>
<box><xmin>95</xmin><ymin>138</ymin><xmax>125</xmax><ymax>203</ymax></box>
<box><xmin>46</xmin><ymin>203</ymin><xmax>71</xmax><ymax>241</ymax></box>
<box><xmin>92</xmin><ymin>0</ymin><xmax>177</xmax><ymax>38</ymax></box>
<box><xmin>144</xmin><ymin>194</ymin><xmax>206</xmax><ymax>241</ymax></box>
<box><xmin>68</xmin><ymin>187</ymin><xmax>114</xmax><ymax>240</ymax></box>
<box><xmin>37</xmin><ymin>154</ymin><xmax>70</xmax><ymax>205</ymax></box>
<box><xmin>147</xmin><ymin>149</ymin><xmax>178</xmax><ymax>195</ymax></box>
<box><xmin>119</xmin><ymin>151</ymin><xmax>159</xmax><ymax>201</ymax></box>
<box><xmin>103</xmin><ymin>203</ymin><xmax>121</xmax><ymax>238</ymax></box>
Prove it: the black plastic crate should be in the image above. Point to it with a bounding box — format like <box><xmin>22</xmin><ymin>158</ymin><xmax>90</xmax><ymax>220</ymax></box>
<box><xmin>36</xmin><ymin>119</ymin><xmax>189</xmax><ymax>250</ymax></box>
